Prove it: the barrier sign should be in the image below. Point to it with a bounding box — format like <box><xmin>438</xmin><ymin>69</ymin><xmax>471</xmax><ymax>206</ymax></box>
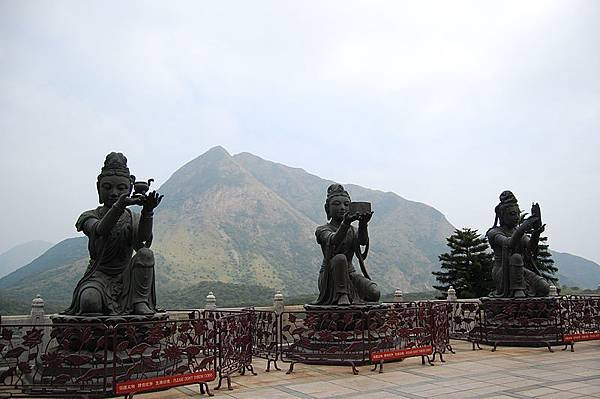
<box><xmin>371</xmin><ymin>345</ymin><xmax>433</xmax><ymax>362</ymax></box>
<box><xmin>563</xmin><ymin>332</ymin><xmax>600</xmax><ymax>342</ymax></box>
<box><xmin>115</xmin><ymin>370</ymin><xmax>216</xmax><ymax>395</ymax></box>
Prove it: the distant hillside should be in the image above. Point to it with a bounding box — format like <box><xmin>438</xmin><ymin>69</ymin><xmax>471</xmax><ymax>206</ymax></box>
<box><xmin>0</xmin><ymin>292</ymin><xmax>31</xmax><ymax>315</ymax></box>
<box><xmin>0</xmin><ymin>237</ymin><xmax>87</xmax><ymax>290</ymax></box>
<box><xmin>160</xmin><ymin>281</ymin><xmax>276</xmax><ymax>309</ymax></box>
<box><xmin>233</xmin><ymin>151</ymin><xmax>453</xmax><ymax>289</ymax></box>
<box><xmin>1</xmin><ymin>147</ymin><xmax>599</xmax><ymax>314</ymax></box>
<box><xmin>0</xmin><ymin>240</ymin><xmax>53</xmax><ymax>278</ymax></box>
<box><xmin>153</xmin><ymin>146</ymin><xmax>455</xmax><ymax>294</ymax></box>
<box><xmin>0</xmin><ymin>146</ymin><xmax>457</xmax><ymax>310</ymax></box>
<box><xmin>553</xmin><ymin>250</ymin><xmax>600</xmax><ymax>289</ymax></box>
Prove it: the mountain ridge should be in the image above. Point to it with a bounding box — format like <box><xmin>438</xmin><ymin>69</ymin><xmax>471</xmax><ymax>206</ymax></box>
<box><xmin>2</xmin><ymin>146</ymin><xmax>597</xmax><ymax>311</ymax></box>
<box><xmin>0</xmin><ymin>240</ymin><xmax>53</xmax><ymax>278</ymax></box>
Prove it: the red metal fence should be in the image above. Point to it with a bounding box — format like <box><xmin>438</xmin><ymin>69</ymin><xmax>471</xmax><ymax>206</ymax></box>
<box><xmin>447</xmin><ymin>295</ymin><xmax>600</xmax><ymax>351</ymax></box>
<box><xmin>3</xmin><ymin>295</ymin><xmax>598</xmax><ymax>397</ymax></box>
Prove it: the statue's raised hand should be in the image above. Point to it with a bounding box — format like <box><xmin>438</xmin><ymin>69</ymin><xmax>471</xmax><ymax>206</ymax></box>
<box><xmin>343</xmin><ymin>211</ymin><xmax>359</xmax><ymax>225</ymax></box>
<box><xmin>358</xmin><ymin>211</ymin><xmax>374</xmax><ymax>224</ymax></box>
<box><xmin>531</xmin><ymin>203</ymin><xmax>542</xmax><ymax>227</ymax></box>
<box><xmin>116</xmin><ymin>193</ymin><xmax>144</xmax><ymax>208</ymax></box>
<box><xmin>142</xmin><ymin>191</ymin><xmax>163</xmax><ymax>212</ymax></box>
<box><xmin>520</xmin><ymin>215</ymin><xmax>540</xmax><ymax>232</ymax></box>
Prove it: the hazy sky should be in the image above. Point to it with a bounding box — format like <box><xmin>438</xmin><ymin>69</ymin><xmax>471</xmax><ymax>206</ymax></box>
<box><xmin>1</xmin><ymin>1</ymin><xmax>599</xmax><ymax>264</ymax></box>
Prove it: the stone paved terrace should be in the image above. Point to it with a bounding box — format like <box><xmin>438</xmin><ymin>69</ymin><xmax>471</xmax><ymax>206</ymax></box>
<box><xmin>139</xmin><ymin>340</ymin><xmax>600</xmax><ymax>399</ymax></box>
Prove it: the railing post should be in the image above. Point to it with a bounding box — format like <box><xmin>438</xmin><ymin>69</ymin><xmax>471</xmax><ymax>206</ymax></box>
<box><xmin>273</xmin><ymin>290</ymin><xmax>284</xmax><ymax>370</ymax></box>
<box><xmin>549</xmin><ymin>285</ymin><xmax>558</xmax><ymax>296</ymax></box>
<box><xmin>31</xmin><ymin>294</ymin><xmax>45</xmax><ymax>324</ymax></box>
<box><xmin>447</xmin><ymin>286</ymin><xmax>457</xmax><ymax>302</ymax></box>
<box><xmin>273</xmin><ymin>290</ymin><xmax>284</xmax><ymax>315</ymax></box>
<box><xmin>206</xmin><ymin>291</ymin><xmax>216</xmax><ymax>310</ymax></box>
<box><xmin>393</xmin><ymin>289</ymin><xmax>403</xmax><ymax>303</ymax></box>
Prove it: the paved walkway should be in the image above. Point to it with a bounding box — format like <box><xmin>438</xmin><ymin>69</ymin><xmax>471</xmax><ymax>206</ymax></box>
<box><xmin>141</xmin><ymin>340</ymin><xmax>600</xmax><ymax>399</ymax></box>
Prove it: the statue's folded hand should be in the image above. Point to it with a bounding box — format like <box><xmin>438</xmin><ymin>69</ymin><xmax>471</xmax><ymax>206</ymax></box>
<box><xmin>520</xmin><ymin>216</ymin><xmax>539</xmax><ymax>231</ymax></box>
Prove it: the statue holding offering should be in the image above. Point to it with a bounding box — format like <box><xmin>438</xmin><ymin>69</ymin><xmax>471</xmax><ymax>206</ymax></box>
<box><xmin>314</xmin><ymin>183</ymin><xmax>380</xmax><ymax>306</ymax></box>
<box><xmin>63</xmin><ymin>152</ymin><xmax>163</xmax><ymax>316</ymax></box>
<box><xmin>486</xmin><ymin>191</ymin><xmax>550</xmax><ymax>298</ymax></box>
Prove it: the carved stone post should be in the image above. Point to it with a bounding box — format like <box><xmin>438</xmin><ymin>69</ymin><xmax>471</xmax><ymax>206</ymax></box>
<box><xmin>447</xmin><ymin>286</ymin><xmax>457</xmax><ymax>302</ymax></box>
<box><xmin>393</xmin><ymin>289</ymin><xmax>403</xmax><ymax>303</ymax></box>
<box><xmin>31</xmin><ymin>294</ymin><xmax>45</xmax><ymax>323</ymax></box>
<box><xmin>548</xmin><ymin>285</ymin><xmax>558</xmax><ymax>296</ymax></box>
<box><xmin>206</xmin><ymin>291</ymin><xmax>216</xmax><ymax>310</ymax></box>
<box><xmin>273</xmin><ymin>290</ymin><xmax>284</xmax><ymax>315</ymax></box>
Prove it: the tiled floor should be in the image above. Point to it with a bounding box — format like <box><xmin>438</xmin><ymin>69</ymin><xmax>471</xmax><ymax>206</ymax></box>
<box><xmin>141</xmin><ymin>340</ymin><xmax>600</xmax><ymax>398</ymax></box>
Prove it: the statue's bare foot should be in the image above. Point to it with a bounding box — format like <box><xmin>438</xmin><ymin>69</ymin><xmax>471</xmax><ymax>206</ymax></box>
<box><xmin>337</xmin><ymin>294</ymin><xmax>350</xmax><ymax>306</ymax></box>
<box><xmin>133</xmin><ymin>302</ymin><xmax>154</xmax><ymax>315</ymax></box>
<box><xmin>513</xmin><ymin>290</ymin><xmax>526</xmax><ymax>298</ymax></box>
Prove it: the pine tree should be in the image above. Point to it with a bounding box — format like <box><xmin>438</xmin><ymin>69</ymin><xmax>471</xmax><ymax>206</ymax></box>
<box><xmin>432</xmin><ymin>228</ymin><xmax>494</xmax><ymax>299</ymax></box>
<box><xmin>534</xmin><ymin>235</ymin><xmax>558</xmax><ymax>284</ymax></box>
<box><xmin>519</xmin><ymin>213</ymin><xmax>559</xmax><ymax>284</ymax></box>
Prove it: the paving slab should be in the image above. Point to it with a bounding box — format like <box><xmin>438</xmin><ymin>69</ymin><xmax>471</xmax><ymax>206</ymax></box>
<box><xmin>135</xmin><ymin>340</ymin><xmax>600</xmax><ymax>399</ymax></box>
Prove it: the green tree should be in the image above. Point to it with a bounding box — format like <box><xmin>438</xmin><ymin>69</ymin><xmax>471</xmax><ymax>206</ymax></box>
<box><xmin>432</xmin><ymin>228</ymin><xmax>494</xmax><ymax>299</ymax></box>
<box><xmin>519</xmin><ymin>213</ymin><xmax>558</xmax><ymax>285</ymax></box>
<box><xmin>533</xmin><ymin>235</ymin><xmax>558</xmax><ymax>284</ymax></box>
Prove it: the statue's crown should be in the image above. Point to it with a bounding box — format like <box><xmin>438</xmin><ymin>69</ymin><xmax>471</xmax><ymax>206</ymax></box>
<box><xmin>98</xmin><ymin>152</ymin><xmax>131</xmax><ymax>180</ymax></box>
<box><xmin>499</xmin><ymin>190</ymin><xmax>518</xmax><ymax>206</ymax></box>
<box><xmin>327</xmin><ymin>183</ymin><xmax>350</xmax><ymax>200</ymax></box>
<box><xmin>492</xmin><ymin>190</ymin><xmax>519</xmax><ymax>227</ymax></box>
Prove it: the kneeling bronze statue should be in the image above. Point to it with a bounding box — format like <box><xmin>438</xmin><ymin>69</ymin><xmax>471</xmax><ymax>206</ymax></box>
<box><xmin>313</xmin><ymin>183</ymin><xmax>380</xmax><ymax>306</ymax></box>
<box><xmin>486</xmin><ymin>191</ymin><xmax>550</xmax><ymax>298</ymax></box>
<box><xmin>62</xmin><ymin>152</ymin><xmax>163</xmax><ymax>316</ymax></box>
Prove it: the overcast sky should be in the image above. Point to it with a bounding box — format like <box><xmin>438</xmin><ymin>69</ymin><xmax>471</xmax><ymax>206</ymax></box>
<box><xmin>1</xmin><ymin>1</ymin><xmax>599</xmax><ymax>264</ymax></box>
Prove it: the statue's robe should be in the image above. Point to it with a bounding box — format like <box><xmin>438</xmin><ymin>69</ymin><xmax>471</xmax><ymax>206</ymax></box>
<box><xmin>63</xmin><ymin>207</ymin><xmax>157</xmax><ymax>315</ymax></box>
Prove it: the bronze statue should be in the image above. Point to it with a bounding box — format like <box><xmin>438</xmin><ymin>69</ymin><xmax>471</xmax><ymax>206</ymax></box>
<box><xmin>63</xmin><ymin>153</ymin><xmax>163</xmax><ymax>316</ymax></box>
<box><xmin>314</xmin><ymin>184</ymin><xmax>380</xmax><ymax>305</ymax></box>
<box><xmin>486</xmin><ymin>191</ymin><xmax>550</xmax><ymax>298</ymax></box>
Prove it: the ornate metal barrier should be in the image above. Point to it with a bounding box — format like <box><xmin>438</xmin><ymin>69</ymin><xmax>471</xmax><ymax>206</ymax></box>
<box><xmin>431</xmin><ymin>296</ymin><xmax>600</xmax><ymax>353</ymax></box>
<box><xmin>447</xmin><ymin>300</ymin><xmax>481</xmax><ymax>346</ymax></box>
<box><xmin>111</xmin><ymin>318</ymin><xmax>217</xmax><ymax>397</ymax></box>
<box><xmin>252</xmin><ymin>310</ymin><xmax>280</xmax><ymax>372</ymax></box>
<box><xmin>280</xmin><ymin>309</ymin><xmax>367</xmax><ymax>374</ymax></box>
<box><xmin>280</xmin><ymin>304</ymin><xmax>447</xmax><ymax>374</ymax></box>
<box><xmin>425</xmin><ymin>302</ymin><xmax>451</xmax><ymax>361</ymax></box>
<box><xmin>203</xmin><ymin>310</ymin><xmax>255</xmax><ymax>390</ymax></box>
<box><xmin>1</xmin><ymin>316</ymin><xmax>219</xmax><ymax>398</ymax></box>
<box><xmin>204</xmin><ymin>308</ymin><xmax>279</xmax><ymax>373</ymax></box>
<box><xmin>561</xmin><ymin>295</ymin><xmax>600</xmax><ymax>351</ymax></box>
<box><xmin>1</xmin><ymin>322</ymin><xmax>110</xmax><ymax>398</ymax></box>
<box><xmin>368</xmin><ymin>303</ymin><xmax>433</xmax><ymax>373</ymax></box>
<box><xmin>469</xmin><ymin>297</ymin><xmax>564</xmax><ymax>352</ymax></box>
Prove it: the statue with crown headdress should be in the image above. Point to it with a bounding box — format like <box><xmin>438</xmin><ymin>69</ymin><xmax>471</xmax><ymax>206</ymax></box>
<box><xmin>61</xmin><ymin>152</ymin><xmax>164</xmax><ymax>317</ymax></box>
<box><xmin>312</xmin><ymin>183</ymin><xmax>381</xmax><ymax>306</ymax></box>
<box><xmin>486</xmin><ymin>191</ymin><xmax>550</xmax><ymax>297</ymax></box>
